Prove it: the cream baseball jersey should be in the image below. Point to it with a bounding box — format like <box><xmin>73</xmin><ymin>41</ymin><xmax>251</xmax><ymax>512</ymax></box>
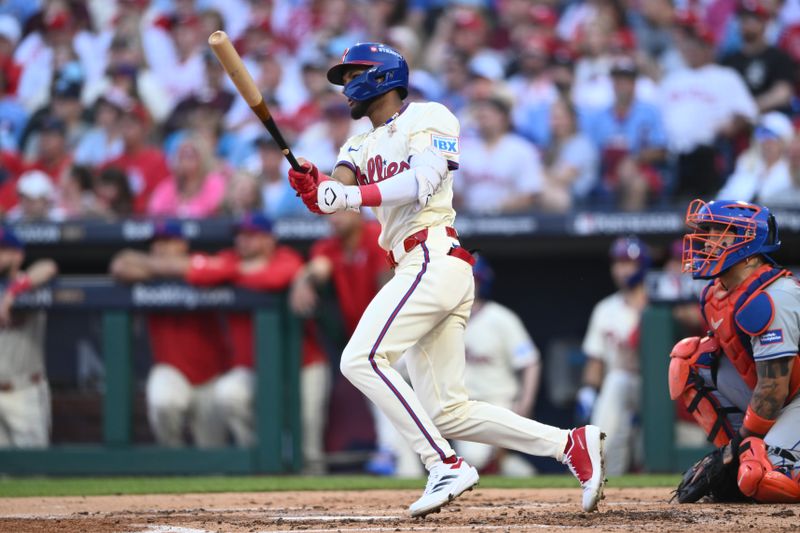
<box><xmin>582</xmin><ymin>292</ymin><xmax>640</xmax><ymax>373</ymax></box>
<box><xmin>464</xmin><ymin>301</ymin><xmax>540</xmax><ymax>405</ymax></box>
<box><xmin>335</xmin><ymin>102</ymin><xmax>460</xmax><ymax>250</ymax></box>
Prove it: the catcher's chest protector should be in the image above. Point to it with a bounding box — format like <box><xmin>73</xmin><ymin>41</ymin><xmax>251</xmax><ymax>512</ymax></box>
<box><xmin>702</xmin><ymin>265</ymin><xmax>800</xmax><ymax>397</ymax></box>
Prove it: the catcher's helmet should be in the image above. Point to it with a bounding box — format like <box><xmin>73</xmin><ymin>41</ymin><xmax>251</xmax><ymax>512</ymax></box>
<box><xmin>682</xmin><ymin>199</ymin><xmax>780</xmax><ymax>279</ymax></box>
<box><xmin>610</xmin><ymin>235</ymin><xmax>650</xmax><ymax>288</ymax></box>
<box><xmin>472</xmin><ymin>254</ymin><xmax>495</xmax><ymax>300</ymax></box>
<box><xmin>327</xmin><ymin>42</ymin><xmax>409</xmax><ymax>102</ymax></box>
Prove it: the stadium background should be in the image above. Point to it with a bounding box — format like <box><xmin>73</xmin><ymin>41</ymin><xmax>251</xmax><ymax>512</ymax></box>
<box><xmin>1</xmin><ymin>0</ymin><xmax>800</xmax><ymax>482</ymax></box>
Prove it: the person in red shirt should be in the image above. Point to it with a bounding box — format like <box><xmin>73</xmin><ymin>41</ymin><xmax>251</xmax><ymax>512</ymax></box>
<box><xmin>104</xmin><ymin>103</ymin><xmax>170</xmax><ymax>214</ymax></box>
<box><xmin>110</xmin><ymin>220</ymin><xmax>230</xmax><ymax>447</ymax></box>
<box><xmin>184</xmin><ymin>213</ymin><xmax>304</xmax><ymax>446</ymax></box>
<box><xmin>290</xmin><ymin>211</ymin><xmax>394</xmax><ymax>473</ymax></box>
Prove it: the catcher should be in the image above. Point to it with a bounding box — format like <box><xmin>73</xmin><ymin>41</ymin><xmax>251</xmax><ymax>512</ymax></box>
<box><xmin>671</xmin><ymin>199</ymin><xmax>800</xmax><ymax>503</ymax></box>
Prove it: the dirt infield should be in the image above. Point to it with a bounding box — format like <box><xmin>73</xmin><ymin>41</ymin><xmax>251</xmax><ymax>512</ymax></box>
<box><xmin>0</xmin><ymin>487</ymin><xmax>797</xmax><ymax>533</ymax></box>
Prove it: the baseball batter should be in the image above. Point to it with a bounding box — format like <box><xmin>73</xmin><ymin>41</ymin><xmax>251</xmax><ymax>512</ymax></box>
<box><xmin>287</xmin><ymin>42</ymin><xmax>606</xmax><ymax>517</ymax></box>
<box><xmin>671</xmin><ymin>199</ymin><xmax>800</xmax><ymax>503</ymax></box>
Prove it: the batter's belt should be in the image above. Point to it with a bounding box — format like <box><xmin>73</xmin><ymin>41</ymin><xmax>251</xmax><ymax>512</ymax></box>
<box><xmin>387</xmin><ymin>226</ymin><xmax>475</xmax><ymax>267</ymax></box>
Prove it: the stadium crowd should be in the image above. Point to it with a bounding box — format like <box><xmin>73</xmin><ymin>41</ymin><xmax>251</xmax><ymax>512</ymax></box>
<box><xmin>0</xmin><ymin>0</ymin><xmax>799</xmax><ymax>221</ymax></box>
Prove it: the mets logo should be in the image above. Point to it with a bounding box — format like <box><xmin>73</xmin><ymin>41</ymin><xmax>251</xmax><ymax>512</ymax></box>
<box><xmin>355</xmin><ymin>154</ymin><xmax>410</xmax><ymax>185</ymax></box>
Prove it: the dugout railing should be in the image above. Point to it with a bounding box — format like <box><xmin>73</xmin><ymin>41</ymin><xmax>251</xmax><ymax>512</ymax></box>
<box><xmin>0</xmin><ymin>278</ymin><xmax>303</xmax><ymax>475</ymax></box>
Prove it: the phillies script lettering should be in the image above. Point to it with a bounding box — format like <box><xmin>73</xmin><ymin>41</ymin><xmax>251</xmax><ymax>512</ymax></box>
<box><xmin>355</xmin><ymin>154</ymin><xmax>411</xmax><ymax>185</ymax></box>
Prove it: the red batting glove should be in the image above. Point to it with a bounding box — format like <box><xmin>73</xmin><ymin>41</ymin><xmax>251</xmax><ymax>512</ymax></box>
<box><xmin>288</xmin><ymin>162</ymin><xmax>320</xmax><ymax>194</ymax></box>
<box><xmin>300</xmin><ymin>189</ymin><xmax>324</xmax><ymax>215</ymax></box>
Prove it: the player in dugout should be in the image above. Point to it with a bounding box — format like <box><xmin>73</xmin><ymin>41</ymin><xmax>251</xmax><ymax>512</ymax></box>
<box><xmin>286</xmin><ymin>42</ymin><xmax>606</xmax><ymax>516</ymax></box>
<box><xmin>110</xmin><ymin>220</ymin><xmax>230</xmax><ymax>448</ymax></box>
<box><xmin>671</xmin><ymin>199</ymin><xmax>800</xmax><ymax>503</ymax></box>
<box><xmin>0</xmin><ymin>226</ymin><xmax>58</xmax><ymax>448</ymax></box>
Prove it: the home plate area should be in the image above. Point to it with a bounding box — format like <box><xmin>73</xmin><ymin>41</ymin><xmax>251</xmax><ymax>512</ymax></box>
<box><xmin>0</xmin><ymin>488</ymin><xmax>797</xmax><ymax>532</ymax></box>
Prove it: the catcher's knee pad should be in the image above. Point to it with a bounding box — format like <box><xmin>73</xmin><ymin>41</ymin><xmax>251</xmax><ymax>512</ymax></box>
<box><xmin>738</xmin><ymin>437</ymin><xmax>800</xmax><ymax>503</ymax></box>
<box><xmin>668</xmin><ymin>336</ymin><xmax>734</xmax><ymax>447</ymax></box>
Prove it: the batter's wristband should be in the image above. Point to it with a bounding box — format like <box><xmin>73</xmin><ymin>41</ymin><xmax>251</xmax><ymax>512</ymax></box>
<box><xmin>7</xmin><ymin>274</ymin><xmax>32</xmax><ymax>297</ymax></box>
<box><xmin>743</xmin><ymin>406</ymin><xmax>776</xmax><ymax>437</ymax></box>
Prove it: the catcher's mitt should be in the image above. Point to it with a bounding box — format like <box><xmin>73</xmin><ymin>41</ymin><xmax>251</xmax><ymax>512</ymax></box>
<box><xmin>672</xmin><ymin>443</ymin><xmax>750</xmax><ymax>503</ymax></box>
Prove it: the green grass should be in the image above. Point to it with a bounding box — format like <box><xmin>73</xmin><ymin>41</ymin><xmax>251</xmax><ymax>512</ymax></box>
<box><xmin>0</xmin><ymin>474</ymin><xmax>681</xmax><ymax>498</ymax></box>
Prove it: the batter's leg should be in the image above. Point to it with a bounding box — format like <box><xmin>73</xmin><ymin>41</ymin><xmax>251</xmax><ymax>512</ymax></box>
<box><xmin>146</xmin><ymin>364</ymin><xmax>192</xmax><ymax>447</ymax></box>
<box><xmin>405</xmin><ymin>298</ymin><xmax>568</xmax><ymax>459</ymax></box>
<box><xmin>340</xmin><ymin>252</ymin><xmax>470</xmax><ymax>469</ymax></box>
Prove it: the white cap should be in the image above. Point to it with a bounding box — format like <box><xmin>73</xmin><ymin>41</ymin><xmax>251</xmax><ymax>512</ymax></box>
<box><xmin>0</xmin><ymin>15</ymin><xmax>21</xmax><ymax>46</ymax></box>
<box><xmin>756</xmin><ymin>112</ymin><xmax>795</xmax><ymax>143</ymax></box>
<box><xmin>17</xmin><ymin>170</ymin><xmax>55</xmax><ymax>200</ymax></box>
<box><xmin>468</xmin><ymin>54</ymin><xmax>505</xmax><ymax>81</ymax></box>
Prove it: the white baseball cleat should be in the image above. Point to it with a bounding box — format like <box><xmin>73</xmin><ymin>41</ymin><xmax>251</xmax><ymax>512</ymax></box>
<box><xmin>409</xmin><ymin>457</ymin><xmax>479</xmax><ymax>518</ymax></box>
<box><xmin>562</xmin><ymin>425</ymin><xmax>607</xmax><ymax>512</ymax></box>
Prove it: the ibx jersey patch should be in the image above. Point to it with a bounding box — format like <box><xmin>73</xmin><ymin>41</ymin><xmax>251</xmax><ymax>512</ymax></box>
<box><xmin>431</xmin><ymin>134</ymin><xmax>459</xmax><ymax>155</ymax></box>
<box><xmin>760</xmin><ymin>329</ymin><xmax>784</xmax><ymax>345</ymax></box>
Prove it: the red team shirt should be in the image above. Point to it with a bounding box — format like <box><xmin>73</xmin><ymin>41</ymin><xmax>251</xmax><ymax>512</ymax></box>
<box><xmin>147</xmin><ymin>312</ymin><xmax>230</xmax><ymax>385</ymax></box>
<box><xmin>185</xmin><ymin>246</ymin><xmax>305</xmax><ymax>368</ymax></box>
<box><xmin>310</xmin><ymin>222</ymin><xmax>388</xmax><ymax>335</ymax></box>
<box><xmin>105</xmin><ymin>148</ymin><xmax>171</xmax><ymax>214</ymax></box>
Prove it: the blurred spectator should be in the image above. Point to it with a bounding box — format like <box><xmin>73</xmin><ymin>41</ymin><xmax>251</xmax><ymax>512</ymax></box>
<box><xmin>94</xmin><ymin>166</ymin><xmax>134</xmax><ymax>219</ymax></box>
<box><xmin>659</xmin><ymin>20</ymin><xmax>758</xmax><ymax>199</ymax></box>
<box><xmin>142</xmin><ymin>11</ymin><xmax>206</xmax><ymax>111</ymax></box>
<box><xmin>294</xmin><ymin>101</ymin><xmax>370</xmax><ymax>175</ymax></box>
<box><xmin>6</xmin><ymin>169</ymin><xmax>64</xmax><ymax>222</ymax></box>
<box><xmin>224</xmin><ymin>169</ymin><xmax>263</xmax><ymax>217</ymax></box>
<box><xmin>163</xmin><ymin>49</ymin><xmax>234</xmax><ymax>138</ymax></box>
<box><xmin>104</xmin><ymin>103</ymin><xmax>170</xmax><ymax>214</ymax></box>
<box><xmin>56</xmin><ymin>164</ymin><xmax>101</xmax><ymax>220</ymax></box>
<box><xmin>246</xmin><ymin>137</ymin><xmax>305</xmax><ymax>219</ymax></box>
<box><xmin>453</xmin><ymin>256</ymin><xmax>540</xmax><ymax>477</ymax></box>
<box><xmin>630</xmin><ymin>0</ymin><xmax>685</xmax><ymax>79</ymax></box>
<box><xmin>771</xmin><ymin>129</ymin><xmax>800</xmax><ymax>206</ymax></box>
<box><xmin>0</xmin><ymin>226</ymin><xmax>58</xmax><ymax>448</ymax></box>
<box><xmin>110</xmin><ymin>220</ymin><xmax>230</xmax><ymax>448</ymax></box>
<box><xmin>84</xmin><ymin>34</ymin><xmax>171</xmax><ymax>124</ymax></box>
<box><xmin>27</xmin><ymin>116</ymin><xmax>73</xmax><ymax>183</ymax></box>
<box><xmin>437</xmin><ymin>51</ymin><xmax>471</xmax><ymax>116</ymax></box>
<box><xmin>73</xmin><ymin>90</ymin><xmax>125</xmax><ymax>167</ymax></box>
<box><xmin>576</xmin><ymin>236</ymin><xmax>650</xmax><ymax>475</ymax></box>
<box><xmin>588</xmin><ymin>58</ymin><xmax>668</xmax><ymax>210</ymax></box>
<box><xmin>147</xmin><ymin>136</ymin><xmax>226</xmax><ymax>218</ymax></box>
<box><xmin>426</xmin><ymin>6</ymin><xmax>504</xmax><ymax>81</ymax></box>
<box><xmin>540</xmin><ymin>95</ymin><xmax>599</xmax><ymax>212</ymax></box>
<box><xmin>717</xmin><ymin>111</ymin><xmax>795</xmax><ymax>202</ymax></box>
<box><xmin>0</xmin><ymin>15</ymin><xmax>26</xmax><ymax>151</ymax></box>
<box><xmin>456</xmin><ymin>96</ymin><xmax>543</xmax><ymax>213</ymax></box>
<box><xmin>279</xmin><ymin>52</ymin><xmax>334</xmax><ymax>136</ymax></box>
<box><xmin>507</xmin><ymin>35</ymin><xmax>559</xmax><ymax>115</ymax></box>
<box><xmin>721</xmin><ymin>0</ymin><xmax>797</xmax><ymax>114</ymax></box>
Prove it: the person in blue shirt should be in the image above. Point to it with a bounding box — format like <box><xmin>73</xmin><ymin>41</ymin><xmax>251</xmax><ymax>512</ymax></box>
<box><xmin>587</xmin><ymin>57</ymin><xmax>668</xmax><ymax>210</ymax></box>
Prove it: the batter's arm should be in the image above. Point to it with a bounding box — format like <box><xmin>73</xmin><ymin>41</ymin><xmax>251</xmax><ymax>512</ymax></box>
<box><xmin>332</xmin><ymin>163</ymin><xmax>357</xmax><ymax>186</ymax></box>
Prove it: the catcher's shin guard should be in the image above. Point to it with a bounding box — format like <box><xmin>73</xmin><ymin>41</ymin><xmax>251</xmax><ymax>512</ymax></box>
<box><xmin>669</xmin><ymin>336</ymin><xmax>735</xmax><ymax>447</ymax></box>
<box><xmin>738</xmin><ymin>437</ymin><xmax>800</xmax><ymax>503</ymax></box>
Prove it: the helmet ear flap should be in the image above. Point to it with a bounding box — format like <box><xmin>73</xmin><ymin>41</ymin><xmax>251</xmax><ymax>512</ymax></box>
<box><xmin>767</xmin><ymin>214</ymin><xmax>778</xmax><ymax>246</ymax></box>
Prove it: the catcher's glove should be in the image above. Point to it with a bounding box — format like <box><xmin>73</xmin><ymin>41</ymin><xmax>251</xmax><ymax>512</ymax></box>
<box><xmin>672</xmin><ymin>437</ymin><xmax>750</xmax><ymax>503</ymax></box>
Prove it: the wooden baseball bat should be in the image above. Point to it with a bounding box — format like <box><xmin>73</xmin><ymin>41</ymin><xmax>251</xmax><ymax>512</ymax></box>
<box><xmin>208</xmin><ymin>30</ymin><xmax>303</xmax><ymax>171</ymax></box>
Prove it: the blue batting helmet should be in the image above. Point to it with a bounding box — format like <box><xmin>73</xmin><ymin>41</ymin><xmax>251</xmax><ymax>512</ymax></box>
<box><xmin>682</xmin><ymin>199</ymin><xmax>780</xmax><ymax>279</ymax></box>
<box><xmin>610</xmin><ymin>236</ymin><xmax>650</xmax><ymax>288</ymax></box>
<box><xmin>327</xmin><ymin>42</ymin><xmax>409</xmax><ymax>102</ymax></box>
<box><xmin>472</xmin><ymin>255</ymin><xmax>495</xmax><ymax>300</ymax></box>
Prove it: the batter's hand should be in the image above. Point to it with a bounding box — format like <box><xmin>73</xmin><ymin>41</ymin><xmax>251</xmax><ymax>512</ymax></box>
<box><xmin>318</xmin><ymin>181</ymin><xmax>361</xmax><ymax>214</ymax></box>
<box><xmin>288</xmin><ymin>158</ymin><xmax>320</xmax><ymax>194</ymax></box>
